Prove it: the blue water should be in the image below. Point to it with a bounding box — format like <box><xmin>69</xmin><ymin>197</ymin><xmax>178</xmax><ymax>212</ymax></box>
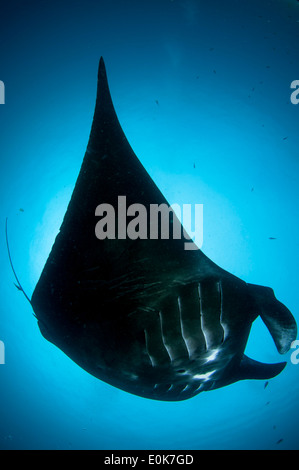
<box><xmin>0</xmin><ymin>0</ymin><xmax>298</xmax><ymax>450</ymax></box>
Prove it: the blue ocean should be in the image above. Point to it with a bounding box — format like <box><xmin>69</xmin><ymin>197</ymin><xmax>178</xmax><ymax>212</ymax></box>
<box><xmin>0</xmin><ymin>0</ymin><xmax>298</xmax><ymax>450</ymax></box>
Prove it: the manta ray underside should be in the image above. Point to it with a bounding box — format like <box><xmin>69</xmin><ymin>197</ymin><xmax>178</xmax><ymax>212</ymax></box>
<box><xmin>31</xmin><ymin>58</ymin><xmax>297</xmax><ymax>401</ymax></box>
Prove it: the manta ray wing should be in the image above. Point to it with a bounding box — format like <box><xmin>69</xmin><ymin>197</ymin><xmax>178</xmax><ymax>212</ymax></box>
<box><xmin>31</xmin><ymin>58</ymin><xmax>297</xmax><ymax>401</ymax></box>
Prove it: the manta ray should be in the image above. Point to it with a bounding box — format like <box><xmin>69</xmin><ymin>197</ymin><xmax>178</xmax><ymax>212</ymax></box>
<box><xmin>25</xmin><ymin>58</ymin><xmax>296</xmax><ymax>401</ymax></box>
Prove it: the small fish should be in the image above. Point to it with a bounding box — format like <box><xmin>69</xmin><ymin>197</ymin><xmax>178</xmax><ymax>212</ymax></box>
<box><xmin>19</xmin><ymin>208</ymin><xmax>24</xmax><ymax>212</ymax></box>
<box><xmin>268</xmin><ymin>237</ymin><xmax>277</xmax><ymax>240</ymax></box>
<box><xmin>276</xmin><ymin>438</ymin><xmax>283</xmax><ymax>445</ymax></box>
<box><xmin>264</xmin><ymin>381</ymin><xmax>269</xmax><ymax>389</ymax></box>
<box><xmin>283</xmin><ymin>136</ymin><xmax>288</xmax><ymax>140</ymax></box>
<box><xmin>193</xmin><ymin>163</ymin><xmax>196</xmax><ymax>169</ymax></box>
<box><xmin>155</xmin><ymin>100</ymin><xmax>159</xmax><ymax>106</ymax></box>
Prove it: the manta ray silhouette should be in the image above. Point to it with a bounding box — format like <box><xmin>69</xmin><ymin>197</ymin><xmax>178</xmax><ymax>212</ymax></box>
<box><xmin>30</xmin><ymin>58</ymin><xmax>296</xmax><ymax>401</ymax></box>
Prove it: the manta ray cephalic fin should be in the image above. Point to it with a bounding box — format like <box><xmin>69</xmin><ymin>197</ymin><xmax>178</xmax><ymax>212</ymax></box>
<box><xmin>248</xmin><ymin>284</ymin><xmax>297</xmax><ymax>355</ymax></box>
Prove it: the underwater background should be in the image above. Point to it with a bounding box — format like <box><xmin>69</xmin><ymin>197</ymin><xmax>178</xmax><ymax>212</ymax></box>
<box><xmin>0</xmin><ymin>0</ymin><xmax>298</xmax><ymax>450</ymax></box>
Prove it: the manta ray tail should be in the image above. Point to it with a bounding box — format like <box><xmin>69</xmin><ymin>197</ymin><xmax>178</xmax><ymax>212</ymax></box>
<box><xmin>248</xmin><ymin>283</ymin><xmax>297</xmax><ymax>354</ymax></box>
<box><xmin>5</xmin><ymin>218</ymin><xmax>32</xmax><ymax>305</ymax></box>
